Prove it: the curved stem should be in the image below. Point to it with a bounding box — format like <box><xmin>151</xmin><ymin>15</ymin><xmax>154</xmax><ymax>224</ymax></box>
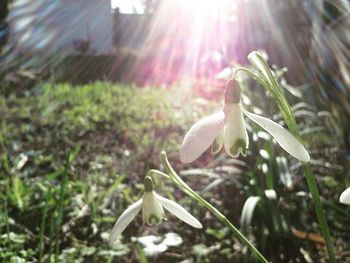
<box><xmin>148</xmin><ymin>169</ymin><xmax>170</xmax><ymax>179</ymax></box>
<box><xmin>161</xmin><ymin>152</ymin><xmax>270</xmax><ymax>263</ymax></box>
<box><xmin>241</xmin><ymin>52</ymin><xmax>337</xmax><ymax>263</ymax></box>
<box><xmin>234</xmin><ymin>67</ymin><xmax>273</xmax><ymax>94</ymax></box>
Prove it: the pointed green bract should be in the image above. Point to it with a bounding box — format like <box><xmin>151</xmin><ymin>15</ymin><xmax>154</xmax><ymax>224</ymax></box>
<box><xmin>144</xmin><ymin>176</ymin><xmax>154</xmax><ymax>192</ymax></box>
<box><xmin>225</xmin><ymin>79</ymin><xmax>241</xmax><ymax>104</ymax></box>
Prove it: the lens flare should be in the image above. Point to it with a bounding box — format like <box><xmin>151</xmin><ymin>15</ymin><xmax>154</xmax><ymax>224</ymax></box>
<box><xmin>115</xmin><ymin>0</ymin><xmax>237</xmax><ymax>89</ymax></box>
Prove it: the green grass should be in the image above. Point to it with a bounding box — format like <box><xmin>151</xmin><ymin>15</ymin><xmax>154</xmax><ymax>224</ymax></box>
<box><xmin>0</xmin><ymin>82</ymin><xmax>216</xmax><ymax>262</ymax></box>
<box><xmin>0</xmin><ymin>81</ymin><xmax>349</xmax><ymax>262</ymax></box>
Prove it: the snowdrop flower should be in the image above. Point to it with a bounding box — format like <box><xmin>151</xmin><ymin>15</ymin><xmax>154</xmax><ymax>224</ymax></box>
<box><xmin>135</xmin><ymin>233</ymin><xmax>183</xmax><ymax>256</ymax></box>
<box><xmin>180</xmin><ymin>80</ymin><xmax>310</xmax><ymax>163</ymax></box>
<box><xmin>109</xmin><ymin>176</ymin><xmax>202</xmax><ymax>246</ymax></box>
<box><xmin>340</xmin><ymin>187</ymin><xmax>350</xmax><ymax>205</ymax></box>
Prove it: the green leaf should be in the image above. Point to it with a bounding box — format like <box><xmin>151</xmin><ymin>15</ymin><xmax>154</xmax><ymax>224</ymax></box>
<box><xmin>240</xmin><ymin>196</ymin><xmax>261</xmax><ymax>231</ymax></box>
<box><xmin>67</xmin><ymin>144</ymin><xmax>81</xmax><ymax>165</ymax></box>
<box><xmin>1</xmin><ymin>233</ymin><xmax>26</xmax><ymax>244</ymax></box>
<box><xmin>202</xmin><ymin>178</ymin><xmax>224</xmax><ymax>193</ymax></box>
<box><xmin>136</xmin><ymin>244</ymin><xmax>149</xmax><ymax>263</ymax></box>
<box><xmin>12</xmin><ymin>176</ymin><xmax>24</xmax><ymax>209</ymax></box>
<box><xmin>205</xmin><ymin>227</ymin><xmax>228</xmax><ymax>240</ymax></box>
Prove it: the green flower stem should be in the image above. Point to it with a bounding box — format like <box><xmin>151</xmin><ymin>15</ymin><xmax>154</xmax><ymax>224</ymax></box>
<box><xmin>148</xmin><ymin>169</ymin><xmax>170</xmax><ymax>179</ymax></box>
<box><xmin>302</xmin><ymin>163</ymin><xmax>337</xmax><ymax>262</ymax></box>
<box><xmin>236</xmin><ymin>52</ymin><xmax>337</xmax><ymax>263</ymax></box>
<box><xmin>161</xmin><ymin>152</ymin><xmax>270</xmax><ymax>263</ymax></box>
<box><xmin>235</xmin><ymin>67</ymin><xmax>299</xmax><ymax>136</ymax></box>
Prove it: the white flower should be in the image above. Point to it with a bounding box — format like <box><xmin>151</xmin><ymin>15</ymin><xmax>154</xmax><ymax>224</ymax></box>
<box><xmin>340</xmin><ymin>187</ymin><xmax>350</xmax><ymax>205</ymax></box>
<box><xmin>109</xmin><ymin>177</ymin><xmax>202</xmax><ymax>247</ymax></box>
<box><xmin>180</xmin><ymin>81</ymin><xmax>310</xmax><ymax>163</ymax></box>
<box><xmin>135</xmin><ymin>233</ymin><xmax>183</xmax><ymax>256</ymax></box>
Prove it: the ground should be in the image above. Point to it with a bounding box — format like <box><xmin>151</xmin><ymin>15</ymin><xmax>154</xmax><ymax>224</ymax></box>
<box><xmin>0</xmin><ymin>82</ymin><xmax>349</xmax><ymax>262</ymax></box>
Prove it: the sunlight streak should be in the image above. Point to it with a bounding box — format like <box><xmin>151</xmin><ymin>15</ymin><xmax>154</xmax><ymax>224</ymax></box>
<box><xmin>113</xmin><ymin>0</ymin><xmax>237</xmax><ymax>90</ymax></box>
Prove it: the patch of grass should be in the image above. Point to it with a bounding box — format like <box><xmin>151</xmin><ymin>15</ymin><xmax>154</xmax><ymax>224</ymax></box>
<box><xmin>0</xmin><ymin>82</ymin><xmax>219</xmax><ymax>262</ymax></box>
<box><xmin>0</xmin><ymin>81</ymin><xmax>348</xmax><ymax>262</ymax></box>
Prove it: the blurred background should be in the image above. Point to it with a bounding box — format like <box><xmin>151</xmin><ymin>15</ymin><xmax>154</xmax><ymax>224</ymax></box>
<box><xmin>0</xmin><ymin>0</ymin><xmax>349</xmax><ymax>262</ymax></box>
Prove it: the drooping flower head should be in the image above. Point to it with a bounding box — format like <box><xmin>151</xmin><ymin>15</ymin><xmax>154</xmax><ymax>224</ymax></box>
<box><xmin>180</xmin><ymin>79</ymin><xmax>310</xmax><ymax>163</ymax></box>
<box><xmin>109</xmin><ymin>175</ymin><xmax>202</xmax><ymax>247</ymax></box>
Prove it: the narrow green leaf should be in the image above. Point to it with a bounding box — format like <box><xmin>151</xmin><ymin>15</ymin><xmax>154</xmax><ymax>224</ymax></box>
<box><xmin>240</xmin><ymin>196</ymin><xmax>261</xmax><ymax>231</ymax></box>
<box><xmin>136</xmin><ymin>244</ymin><xmax>149</xmax><ymax>263</ymax></box>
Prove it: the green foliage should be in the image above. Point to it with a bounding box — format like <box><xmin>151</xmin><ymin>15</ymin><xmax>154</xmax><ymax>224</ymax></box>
<box><xmin>0</xmin><ymin>80</ymin><xmax>349</xmax><ymax>262</ymax></box>
<box><xmin>0</xmin><ymin>82</ymin><xmax>213</xmax><ymax>262</ymax></box>
<box><xmin>33</xmin><ymin>82</ymin><xmax>198</xmax><ymax>155</ymax></box>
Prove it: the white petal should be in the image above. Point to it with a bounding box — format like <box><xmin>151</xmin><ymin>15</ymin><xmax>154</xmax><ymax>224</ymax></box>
<box><xmin>211</xmin><ymin>128</ymin><xmax>224</xmax><ymax>154</ymax></box>
<box><xmin>143</xmin><ymin>244</ymin><xmax>168</xmax><ymax>256</ymax></box>
<box><xmin>180</xmin><ymin>111</ymin><xmax>225</xmax><ymax>163</ymax></box>
<box><xmin>242</xmin><ymin>108</ymin><xmax>310</xmax><ymax>162</ymax></box>
<box><xmin>264</xmin><ymin>189</ymin><xmax>277</xmax><ymax>200</ymax></box>
<box><xmin>137</xmin><ymin>235</ymin><xmax>160</xmax><ymax>247</ymax></box>
<box><xmin>155</xmin><ymin>193</ymin><xmax>202</xmax><ymax>229</ymax></box>
<box><xmin>163</xmin><ymin>232</ymin><xmax>183</xmax><ymax>247</ymax></box>
<box><xmin>340</xmin><ymin>187</ymin><xmax>350</xmax><ymax>205</ymax></box>
<box><xmin>223</xmin><ymin>104</ymin><xmax>249</xmax><ymax>157</ymax></box>
<box><xmin>142</xmin><ymin>191</ymin><xmax>165</xmax><ymax>225</ymax></box>
<box><xmin>109</xmin><ymin>198</ymin><xmax>143</xmax><ymax>247</ymax></box>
